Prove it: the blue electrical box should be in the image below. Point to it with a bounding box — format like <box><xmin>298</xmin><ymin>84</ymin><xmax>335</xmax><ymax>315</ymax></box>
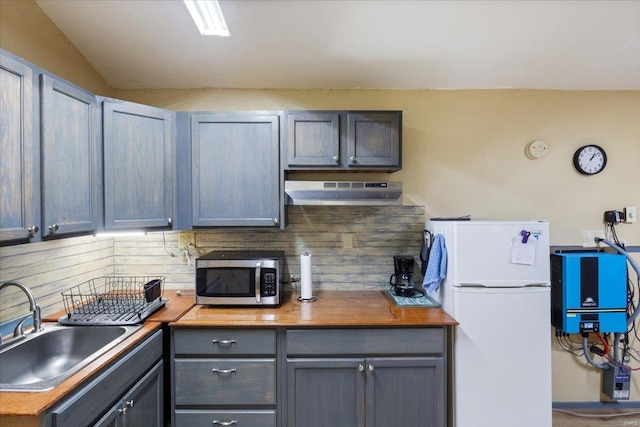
<box><xmin>551</xmin><ymin>252</ymin><xmax>627</xmax><ymax>334</ymax></box>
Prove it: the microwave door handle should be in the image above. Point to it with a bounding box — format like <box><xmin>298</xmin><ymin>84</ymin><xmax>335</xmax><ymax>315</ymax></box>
<box><xmin>255</xmin><ymin>262</ymin><xmax>261</xmax><ymax>303</ymax></box>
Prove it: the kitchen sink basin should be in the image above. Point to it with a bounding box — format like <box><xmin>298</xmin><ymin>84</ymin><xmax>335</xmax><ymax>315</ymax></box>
<box><xmin>0</xmin><ymin>323</ymin><xmax>141</xmax><ymax>392</ymax></box>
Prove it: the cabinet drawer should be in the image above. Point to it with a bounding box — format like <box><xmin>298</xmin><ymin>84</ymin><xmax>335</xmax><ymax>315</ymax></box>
<box><xmin>174</xmin><ymin>328</ymin><xmax>276</xmax><ymax>356</ymax></box>
<box><xmin>175</xmin><ymin>409</ymin><xmax>276</xmax><ymax>427</ymax></box>
<box><xmin>174</xmin><ymin>359</ymin><xmax>276</xmax><ymax>406</ymax></box>
<box><xmin>286</xmin><ymin>328</ymin><xmax>444</xmax><ymax>356</ymax></box>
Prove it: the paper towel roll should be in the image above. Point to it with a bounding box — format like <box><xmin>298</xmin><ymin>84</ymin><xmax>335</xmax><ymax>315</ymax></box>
<box><xmin>300</xmin><ymin>252</ymin><xmax>313</xmax><ymax>300</ymax></box>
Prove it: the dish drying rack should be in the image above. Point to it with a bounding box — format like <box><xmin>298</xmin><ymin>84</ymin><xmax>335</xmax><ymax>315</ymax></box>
<box><xmin>59</xmin><ymin>276</ymin><xmax>166</xmax><ymax>326</ymax></box>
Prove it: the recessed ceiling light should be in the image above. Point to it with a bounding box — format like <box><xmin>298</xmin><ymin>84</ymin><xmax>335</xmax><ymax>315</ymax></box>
<box><xmin>183</xmin><ymin>0</ymin><xmax>230</xmax><ymax>37</ymax></box>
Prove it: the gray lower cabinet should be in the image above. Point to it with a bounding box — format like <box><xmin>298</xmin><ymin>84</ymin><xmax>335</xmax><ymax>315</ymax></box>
<box><xmin>171</xmin><ymin>328</ymin><xmax>278</xmax><ymax>427</ymax></box>
<box><xmin>284</xmin><ymin>111</ymin><xmax>401</xmax><ymax>171</ymax></box>
<box><xmin>94</xmin><ymin>361</ymin><xmax>164</xmax><ymax>427</ymax></box>
<box><xmin>40</xmin><ymin>74</ymin><xmax>100</xmax><ymax>238</ymax></box>
<box><xmin>0</xmin><ymin>51</ymin><xmax>39</xmax><ymax>243</ymax></box>
<box><xmin>171</xmin><ymin>327</ymin><xmax>446</xmax><ymax>427</ymax></box>
<box><xmin>285</xmin><ymin>328</ymin><xmax>445</xmax><ymax>427</ymax></box>
<box><xmin>189</xmin><ymin>112</ymin><xmax>281</xmax><ymax>227</ymax></box>
<box><xmin>103</xmin><ymin>99</ymin><xmax>174</xmax><ymax>230</ymax></box>
<box><xmin>47</xmin><ymin>330</ymin><xmax>163</xmax><ymax>427</ymax></box>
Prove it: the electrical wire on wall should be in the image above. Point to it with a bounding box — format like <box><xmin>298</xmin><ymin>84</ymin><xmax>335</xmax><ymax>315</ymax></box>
<box><xmin>162</xmin><ymin>232</ymin><xmax>195</xmax><ymax>268</ymax></box>
<box><xmin>554</xmin><ymin>216</ymin><xmax>640</xmax><ymax>398</ymax></box>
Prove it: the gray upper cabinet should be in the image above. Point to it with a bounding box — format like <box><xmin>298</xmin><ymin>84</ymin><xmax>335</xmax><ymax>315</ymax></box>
<box><xmin>190</xmin><ymin>112</ymin><xmax>281</xmax><ymax>227</ymax></box>
<box><xmin>103</xmin><ymin>99</ymin><xmax>174</xmax><ymax>230</ymax></box>
<box><xmin>286</xmin><ymin>112</ymin><xmax>340</xmax><ymax>167</ymax></box>
<box><xmin>284</xmin><ymin>111</ymin><xmax>402</xmax><ymax>171</ymax></box>
<box><xmin>0</xmin><ymin>52</ymin><xmax>39</xmax><ymax>243</ymax></box>
<box><xmin>40</xmin><ymin>74</ymin><xmax>100</xmax><ymax>238</ymax></box>
<box><xmin>346</xmin><ymin>112</ymin><xmax>401</xmax><ymax>168</ymax></box>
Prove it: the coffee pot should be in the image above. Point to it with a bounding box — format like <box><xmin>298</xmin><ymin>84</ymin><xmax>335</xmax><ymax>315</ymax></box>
<box><xmin>389</xmin><ymin>255</ymin><xmax>416</xmax><ymax>297</ymax></box>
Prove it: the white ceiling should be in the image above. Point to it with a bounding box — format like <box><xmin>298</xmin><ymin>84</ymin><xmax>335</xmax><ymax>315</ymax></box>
<box><xmin>35</xmin><ymin>0</ymin><xmax>640</xmax><ymax>90</ymax></box>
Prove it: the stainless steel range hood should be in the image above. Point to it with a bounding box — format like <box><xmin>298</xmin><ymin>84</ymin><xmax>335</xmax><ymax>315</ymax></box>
<box><xmin>284</xmin><ymin>181</ymin><xmax>402</xmax><ymax>206</ymax></box>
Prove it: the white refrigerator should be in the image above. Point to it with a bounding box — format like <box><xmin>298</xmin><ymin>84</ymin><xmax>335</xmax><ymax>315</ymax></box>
<box><xmin>426</xmin><ymin>220</ymin><xmax>552</xmax><ymax>427</ymax></box>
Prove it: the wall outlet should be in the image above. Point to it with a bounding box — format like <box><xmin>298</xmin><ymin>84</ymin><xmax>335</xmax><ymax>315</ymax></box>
<box><xmin>581</xmin><ymin>230</ymin><xmax>604</xmax><ymax>247</ymax></box>
<box><xmin>625</xmin><ymin>206</ymin><xmax>637</xmax><ymax>223</ymax></box>
<box><xmin>178</xmin><ymin>232</ymin><xmax>196</xmax><ymax>249</ymax></box>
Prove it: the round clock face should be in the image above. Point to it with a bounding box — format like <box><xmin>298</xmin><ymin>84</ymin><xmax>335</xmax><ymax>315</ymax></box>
<box><xmin>573</xmin><ymin>145</ymin><xmax>607</xmax><ymax>175</ymax></box>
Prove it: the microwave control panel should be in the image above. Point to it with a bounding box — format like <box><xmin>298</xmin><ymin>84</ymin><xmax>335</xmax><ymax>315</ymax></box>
<box><xmin>261</xmin><ymin>269</ymin><xmax>278</xmax><ymax>297</ymax></box>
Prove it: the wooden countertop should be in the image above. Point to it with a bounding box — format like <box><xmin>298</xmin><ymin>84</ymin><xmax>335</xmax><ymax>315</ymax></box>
<box><xmin>0</xmin><ymin>322</ymin><xmax>160</xmax><ymax>422</ymax></box>
<box><xmin>1</xmin><ymin>291</ymin><xmax>194</xmax><ymax>423</ymax></box>
<box><xmin>173</xmin><ymin>290</ymin><xmax>458</xmax><ymax>328</ymax></box>
<box><xmin>2</xmin><ymin>290</ymin><xmax>454</xmax><ymax>423</ymax></box>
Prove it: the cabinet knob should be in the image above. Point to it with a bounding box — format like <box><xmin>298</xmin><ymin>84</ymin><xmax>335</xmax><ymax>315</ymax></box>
<box><xmin>117</xmin><ymin>407</ymin><xmax>128</xmax><ymax>415</ymax></box>
<box><xmin>333</xmin><ymin>156</ymin><xmax>339</xmax><ymax>162</ymax></box>
<box><xmin>168</xmin><ymin>217</ymin><xmax>172</xmax><ymax>225</ymax></box>
<box><xmin>368</xmin><ymin>364</ymin><xmax>374</xmax><ymax>372</ymax></box>
<box><xmin>212</xmin><ymin>368</ymin><xmax>237</xmax><ymax>375</ymax></box>
<box><xmin>212</xmin><ymin>339</ymin><xmax>237</xmax><ymax>346</ymax></box>
<box><xmin>125</xmin><ymin>400</ymin><xmax>134</xmax><ymax>408</ymax></box>
<box><xmin>273</xmin><ymin>218</ymin><xmax>278</xmax><ymax>225</ymax></box>
<box><xmin>349</xmin><ymin>156</ymin><xmax>356</xmax><ymax>163</ymax></box>
<box><xmin>358</xmin><ymin>364</ymin><xmax>364</xmax><ymax>372</ymax></box>
<box><xmin>28</xmin><ymin>225</ymin><xmax>39</xmax><ymax>235</ymax></box>
<box><xmin>213</xmin><ymin>421</ymin><xmax>238</xmax><ymax>426</ymax></box>
<box><xmin>48</xmin><ymin>224</ymin><xmax>59</xmax><ymax>232</ymax></box>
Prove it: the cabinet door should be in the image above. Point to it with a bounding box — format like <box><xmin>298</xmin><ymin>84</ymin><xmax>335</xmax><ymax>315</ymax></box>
<box><xmin>94</xmin><ymin>361</ymin><xmax>163</xmax><ymax>427</ymax></box>
<box><xmin>103</xmin><ymin>100</ymin><xmax>173</xmax><ymax>230</ymax></box>
<box><xmin>0</xmin><ymin>53</ymin><xmax>39</xmax><ymax>243</ymax></box>
<box><xmin>286</xmin><ymin>358</ymin><xmax>365</xmax><ymax>427</ymax></box>
<box><xmin>122</xmin><ymin>361</ymin><xmax>164</xmax><ymax>427</ymax></box>
<box><xmin>94</xmin><ymin>408</ymin><xmax>120</xmax><ymax>427</ymax></box>
<box><xmin>365</xmin><ymin>357</ymin><xmax>445</xmax><ymax>427</ymax></box>
<box><xmin>40</xmin><ymin>74</ymin><xmax>99</xmax><ymax>238</ymax></box>
<box><xmin>346</xmin><ymin>112</ymin><xmax>401</xmax><ymax>168</ymax></box>
<box><xmin>286</xmin><ymin>112</ymin><xmax>340</xmax><ymax>167</ymax></box>
<box><xmin>191</xmin><ymin>113</ymin><xmax>280</xmax><ymax>227</ymax></box>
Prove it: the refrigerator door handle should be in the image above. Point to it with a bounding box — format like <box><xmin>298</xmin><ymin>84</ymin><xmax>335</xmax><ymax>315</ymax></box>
<box><xmin>456</xmin><ymin>282</ymin><xmax>551</xmax><ymax>288</ymax></box>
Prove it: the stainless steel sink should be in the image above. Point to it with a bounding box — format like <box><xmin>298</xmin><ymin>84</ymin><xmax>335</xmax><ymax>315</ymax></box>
<box><xmin>0</xmin><ymin>323</ymin><xmax>141</xmax><ymax>392</ymax></box>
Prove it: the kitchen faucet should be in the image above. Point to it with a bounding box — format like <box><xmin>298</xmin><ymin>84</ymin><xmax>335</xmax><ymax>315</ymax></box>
<box><xmin>0</xmin><ymin>281</ymin><xmax>43</xmax><ymax>345</ymax></box>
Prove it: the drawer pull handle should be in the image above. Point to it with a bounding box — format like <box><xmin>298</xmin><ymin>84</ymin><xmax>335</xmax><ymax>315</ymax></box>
<box><xmin>212</xmin><ymin>339</ymin><xmax>237</xmax><ymax>346</ymax></box>
<box><xmin>213</xmin><ymin>421</ymin><xmax>237</xmax><ymax>426</ymax></box>
<box><xmin>212</xmin><ymin>368</ymin><xmax>237</xmax><ymax>375</ymax></box>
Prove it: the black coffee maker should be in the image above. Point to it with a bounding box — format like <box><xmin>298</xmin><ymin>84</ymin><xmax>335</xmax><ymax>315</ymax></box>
<box><xmin>390</xmin><ymin>256</ymin><xmax>416</xmax><ymax>297</ymax></box>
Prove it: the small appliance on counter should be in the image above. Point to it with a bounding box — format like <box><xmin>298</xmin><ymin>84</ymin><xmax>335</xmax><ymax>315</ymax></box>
<box><xmin>195</xmin><ymin>250</ymin><xmax>284</xmax><ymax>306</ymax></box>
<box><xmin>389</xmin><ymin>256</ymin><xmax>416</xmax><ymax>297</ymax></box>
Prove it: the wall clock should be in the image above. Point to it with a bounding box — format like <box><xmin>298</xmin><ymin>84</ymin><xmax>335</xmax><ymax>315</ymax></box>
<box><xmin>573</xmin><ymin>144</ymin><xmax>607</xmax><ymax>175</ymax></box>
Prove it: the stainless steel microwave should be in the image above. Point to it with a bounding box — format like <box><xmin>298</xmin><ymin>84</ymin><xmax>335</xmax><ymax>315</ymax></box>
<box><xmin>195</xmin><ymin>250</ymin><xmax>284</xmax><ymax>306</ymax></box>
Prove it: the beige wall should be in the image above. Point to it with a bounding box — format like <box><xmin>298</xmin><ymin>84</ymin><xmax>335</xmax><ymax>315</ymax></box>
<box><xmin>0</xmin><ymin>0</ymin><xmax>112</xmax><ymax>95</ymax></box>
<box><xmin>2</xmin><ymin>0</ymin><xmax>640</xmax><ymax>404</ymax></box>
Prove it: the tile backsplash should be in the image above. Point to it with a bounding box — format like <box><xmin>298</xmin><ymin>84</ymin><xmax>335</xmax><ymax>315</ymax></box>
<box><xmin>0</xmin><ymin>206</ymin><xmax>424</xmax><ymax>322</ymax></box>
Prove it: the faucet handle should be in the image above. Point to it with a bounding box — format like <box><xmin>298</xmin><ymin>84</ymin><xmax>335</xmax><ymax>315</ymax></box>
<box><xmin>32</xmin><ymin>304</ymin><xmax>43</xmax><ymax>332</ymax></box>
<box><xmin>13</xmin><ymin>314</ymin><xmax>31</xmax><ymax>337</ymax></box>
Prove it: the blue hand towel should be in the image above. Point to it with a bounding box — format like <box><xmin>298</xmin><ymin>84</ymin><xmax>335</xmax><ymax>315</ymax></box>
<box><xmin>422</xmin><ymin>234</ymin><xmax>447</xmax><ymax>295</ymax></box>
